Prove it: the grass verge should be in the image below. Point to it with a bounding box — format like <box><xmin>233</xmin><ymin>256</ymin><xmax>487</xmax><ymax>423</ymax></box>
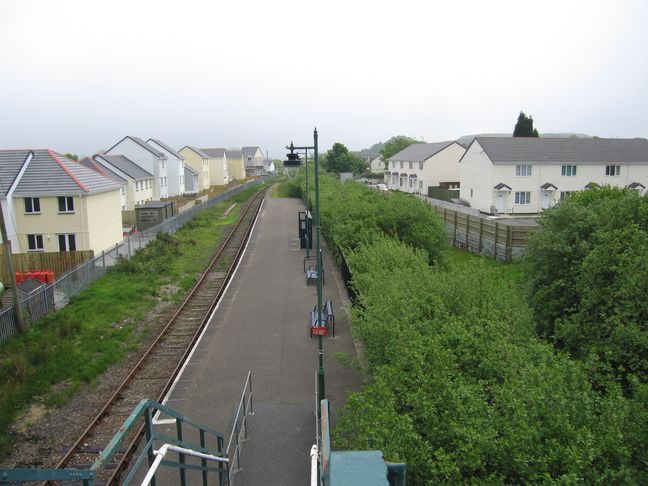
<box><xmin>0</xmin><ymin>183</ymin><xmax>267</xmax><ymax>457</ymax></box>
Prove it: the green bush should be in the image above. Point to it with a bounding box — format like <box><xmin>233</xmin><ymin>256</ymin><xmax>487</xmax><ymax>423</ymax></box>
<box><xmin>525</xmin><ymin>187</ymin><xmax>648</xmax><ymax>389</ymax></box>
<box><xmin>335</xmin><ymin>239</ymin><xmax>648</xmax><ymax>483</ymax></box>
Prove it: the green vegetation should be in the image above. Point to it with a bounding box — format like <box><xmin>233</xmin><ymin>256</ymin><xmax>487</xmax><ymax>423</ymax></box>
<box><xmin>303</xmin><ymin>175</ymin><xmax>646</xmax><ymax>483</ymax></box>
<box><xmin>379</xmin><ymin>135</ymin><xmax>422</xmax><ymax>160</ymax></box>
<box><xmin>513</xmin><ymin>111</ymin><xmax>539</xmax><ymax>137</ymax></box>
<box><xmin>525</xmin><ymin>186</ymin><xmax>648</xmax><ymax>390</ymax></box>
<box><xmin>322</xmin><ymin>143</ymin><xmax>367</xmax><ymax>175</ymax></box>
<box><xmin>0</xmin><ymin>184</ymin><xmax>266</xmax><ymax>456</ymax></box>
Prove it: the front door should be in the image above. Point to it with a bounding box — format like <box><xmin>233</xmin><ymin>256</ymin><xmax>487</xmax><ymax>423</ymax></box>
<box><xmin>541</xmin><ymin>191</ymin><xmax>553</xmax><ymax>210</ymax></box>
<box><xmin>495</xmin><ymin>192</ymin><xmax>506</xmax><ymax>213</ymax></box>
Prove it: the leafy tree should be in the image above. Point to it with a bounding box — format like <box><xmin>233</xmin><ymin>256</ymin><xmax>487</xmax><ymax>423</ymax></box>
<box><xmin>513</xmin><ymin>111</ymin><xmax>539</xmax><ymax>137</ymax></box>
<box><xmin>525</xmin><ymin>186</ymin><xmax>648</xmax><ymax>388</ymax></box>
<box><xmin>323</xmin><ymin>143</ymin><xmax>367</xmax><ymax>174</ymax></box>
<box><xmin>379</xmin><ymin>135</ymin><xmax>421</xmax><ymax>160</ymax></box>
<box><xmin>64</xmin><ymin>153</ymin><xmax>79</xmax><ymax>161</ymax></box>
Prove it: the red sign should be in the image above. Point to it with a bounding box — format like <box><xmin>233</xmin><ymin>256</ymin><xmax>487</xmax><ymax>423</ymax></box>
<box><xmin>312</xmin><ymin>326</ymin><xmax>328</xmax><ymax>336</ymax></box>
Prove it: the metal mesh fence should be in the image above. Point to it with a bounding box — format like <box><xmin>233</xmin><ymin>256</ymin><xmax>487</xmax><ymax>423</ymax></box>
<box><xmin>0</xmin><ymin>176</ymin><xmax>272</xmax><ymax>343</ymax></box>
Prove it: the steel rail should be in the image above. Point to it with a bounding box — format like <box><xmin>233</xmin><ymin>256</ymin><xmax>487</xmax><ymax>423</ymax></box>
<box><xmin>50</xmin><ymin>186</ymin><xmax>268</xmax><ymax>484</ymax></box>
<box><xmin>105</xmin><ymin>187</ymin><xmax>267</xmax><ymax>485</ymax></box>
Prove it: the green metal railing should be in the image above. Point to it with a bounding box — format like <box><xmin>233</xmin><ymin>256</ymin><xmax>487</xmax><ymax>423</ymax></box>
<box><xmin>0</xmin><ymin>399</ymin><xmax>229</xmax><ymax>485</ymax></box>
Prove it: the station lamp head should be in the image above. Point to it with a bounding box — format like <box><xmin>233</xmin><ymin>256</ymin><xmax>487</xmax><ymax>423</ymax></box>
<box><xmin>283</xmin><ymin>141</ymin><xmax>303</xmax><ymax>166</ymax></box>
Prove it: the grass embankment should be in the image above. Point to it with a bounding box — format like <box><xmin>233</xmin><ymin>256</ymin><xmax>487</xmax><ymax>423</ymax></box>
<box><xmin>0</xmin><ymin>184</ymin><xmax>266</xmax><ymax>456</ymax></box>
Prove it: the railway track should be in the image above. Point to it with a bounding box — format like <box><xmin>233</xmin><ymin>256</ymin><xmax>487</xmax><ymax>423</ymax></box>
<box><xmin>51</xmin><ymin>186</ymin><xmax>269</xmax><ymax>485</ymax></box>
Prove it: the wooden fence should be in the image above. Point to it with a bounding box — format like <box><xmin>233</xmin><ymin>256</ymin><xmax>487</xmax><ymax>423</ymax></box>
<box><xmin>430</xmin><ymin>204</ymin><xmax>536</xmax><ymax>262</ymax></box>
<box><xmin>0</xmin><ymin>248</ymin><xmax>94</xmax><ymax>284</ymax></box>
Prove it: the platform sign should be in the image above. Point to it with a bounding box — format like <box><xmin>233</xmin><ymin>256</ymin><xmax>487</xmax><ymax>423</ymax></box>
<box><xmin>312</xmin><ymin>326</ymin><xmax>328</xmax><ymax>336</ymax></box>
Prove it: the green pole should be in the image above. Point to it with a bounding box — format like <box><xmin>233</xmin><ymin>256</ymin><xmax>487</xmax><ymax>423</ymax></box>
<box><xmin>314</xmin><ymin>127</ymin><xmax>325</xmax><ymax>404</ymax></box>
<box><xmin>305</xmin><ymin>150</ymin><xmax>310</xmax><ymax>258</ymax></box>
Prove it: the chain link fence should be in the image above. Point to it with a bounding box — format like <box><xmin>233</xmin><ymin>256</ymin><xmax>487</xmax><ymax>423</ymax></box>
<box><xmin>0</xmin><ymin>176</ymin><xmax>273</xmax><ymax>344</ymax></box>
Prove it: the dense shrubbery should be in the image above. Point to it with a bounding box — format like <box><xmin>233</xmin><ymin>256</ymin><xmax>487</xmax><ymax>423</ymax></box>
<box><xmin>303</xmin><ymin>174</ymin><xmax>647</xmax><ymax>483</ymax></box>
<box><xmin>315</xmin><ymin>175</ymin><xmax>448</xmax><ymax>265</ymax></box>
<box><xmin>335</xmin><ymin>239</ymin><xmax>647</xmax><ymax>483</ymax></box>
<box><xmin>525</xmin><ymin>187</ymin><xmax>648</xmax><ymax>389</ymax></box>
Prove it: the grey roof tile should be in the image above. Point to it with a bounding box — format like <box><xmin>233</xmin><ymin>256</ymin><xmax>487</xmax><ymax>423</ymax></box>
<box><xmin>0</xmin><ymin>150</ymin><xmax>31</xmax><ymax>196</ymax></box>
<box><xmin>388</xmin><ymin>141</ymin><xmax>456</xmax><ymax>162</ymax></box>
<box><xmin>13</xmin><ymin>150</ymin><xmax>121</xmax><ymax>196</ymax></box>
<box><xmin>242</xmin><ymin>146</ymin><xmax>261</xmax><ymax>157</ymax></box>
<box><xmin>79</xmin><ymin>156</ymin><xmax>127</xmax><ymax>183</ymax></box>
<box><xmin>226</xmin><ymin>149</ymin><xmax>243</xmax><ymax>158</ymax></box>
<box><xmin>201</xmin><ymin>148</ymin><xmax>226</xmax><ymax>158</ymax></box>
<box><xmin>96</xmin><ymin>155</ymin><xmax>153</xmax><ymax>180</ymax></box>
<box><xmin>475</xmin><ymin>137</ymin><xmax>648</xmax><ymax>164</ymax></box>
<box><xmin>106</xmin><ymin>136</ymin><xmax>165</xmax><ymax>158</ymax></box>
<box><xmin>184</xmin><ymin>165</ymin><xmax>198</xmax><ymax>175</ymax></box>
<box><xmin>147</xmin><ymin>139</ymin><xmax>184</xmax><ymax>160</ymax></box>
<box><xmin>181</xmin><ymin>146</ymin><xmax>210</xmax><ymax>158</ymax></box>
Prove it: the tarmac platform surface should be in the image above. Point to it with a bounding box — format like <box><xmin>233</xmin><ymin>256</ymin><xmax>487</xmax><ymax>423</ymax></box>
<box><xmin>154</xmin><ymin>194</ymin><xmax>362</xmax><ymax>485</ymax></box>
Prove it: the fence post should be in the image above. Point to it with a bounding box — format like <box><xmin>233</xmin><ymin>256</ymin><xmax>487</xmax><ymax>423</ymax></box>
<box><xmin>506</xmin><ymin>225</ymin><xmax>513</xmax><ymax>263</ymax></box>
<box><xmin>453</xmin><ymin>210</ymin><xmax>458</xmax><ymax>245</ymax></box>
<box><xmin>127</xmin><ymin>236</ymin><xmax>131</xmax><ymax>257</ymax></box>
<box><xmin>102</xmin><ymin>250</ymin><xmax>105</xmax><ymax>270</ymax></box>
<box><xmin>494</xmin><ymin>222</ymin><xmax>499</xmax><ymax>260</ymax></box>
<box><xmin>478</xmin><ymin>218</ymin><xmax>484</xmax><ymax>254</ymax></box>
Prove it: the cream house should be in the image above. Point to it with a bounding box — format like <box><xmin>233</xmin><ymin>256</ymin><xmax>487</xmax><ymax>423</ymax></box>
<box><xmin>81</xmin><ymin>154</ymin><xmax>155</xmax><ymax>209</ymax></box>
<box><xmin>369</xmin><ymin>155</ymin><xmax>385</xmax><ymax>174</ymax></box>
<box><xmin>200</xmin><ymin>148</ymin><xmax>230</xmax><ymax>186</ymax></box>
<box><xmin>1</xmin><ymin>149</ymin><xmax>123</xmax><ymax>254</ymax></box>
<box><xmin>459</xmin><ymin>137</ymin><xmax>648</xmax><ymax>214</ymax></box>
<box><xmin>386</xmin><ymin>141</ymin><xmax>466</xmax><ymax>194</ymax></box>
<box><xmin>225</xmin><ymin>149</ymin><xmax>246</xmax><ymax>180</ymax></box>
<box><xmin>179</xmin><ymin>146</ymin><xmax>211</xmax><ymax>192</ymax></box>
<box><xmin>105</xmin><ymin>136</ymin><xmax>169</xmax><ymax>199</ymax></box>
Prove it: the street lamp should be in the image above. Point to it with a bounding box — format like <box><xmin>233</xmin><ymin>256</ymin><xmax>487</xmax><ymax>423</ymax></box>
<box><xmin>285</xmin><ymin>129</ymin><xmax>325</xmax><ymax>405</ymax></box>
<box><xmin>284</xmin><ymin>144</ymin><xmax>312</xmax><ymax>256</ymax></box>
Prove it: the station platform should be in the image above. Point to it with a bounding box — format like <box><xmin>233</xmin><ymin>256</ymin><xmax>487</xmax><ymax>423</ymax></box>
<box><xmin>155</xmin><ymin>194</ymin><xmax>362</xmax><ymax>485</ymax></box>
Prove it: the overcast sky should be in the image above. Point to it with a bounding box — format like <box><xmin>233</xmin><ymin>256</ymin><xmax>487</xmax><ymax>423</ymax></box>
<box><xmin>1</xmin><ymin>0</ymin><xmax>647</xmax><ymax>159</ymax></box>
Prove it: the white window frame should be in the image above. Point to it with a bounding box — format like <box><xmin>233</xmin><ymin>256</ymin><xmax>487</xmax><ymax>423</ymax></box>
<box><xmin>561</xmin><ymin>165</ymin><xmax>577</xmax><ymax>176</ymax></box>
<box><xmin>514</xmin><ymin>191</ymin><xmax>531</xmax><ymax>205</ymax></box>
<box><xmin>515</xmin><ymin>165</ymin><xmax>532</xmax><ymax>177</ymax></box>
<box><xmin>419</xmin><ymin>162</ymin><xmax>423</xmax><ymax>170</ymax></box>
<box><xmin>24</xmin><ymin>197</ymin><xmax>41</xmax><ymax>214</ymax></box>
<box><xmin>58</xmin><ymin>233</ymin><xmax>76</xmax><ymax>252</ymax></box>
<box><xmin>27</xmin><ymin>234</ymin><xmax>44</xmax><ymax>252</ymax></box>
<box><xmin>58</xmin><ymin>196</ymin><xmax>74</xmax><ymax>213</ymax></box>
<box><xmin>605</xmin><ymin>165</ymin><xmax>620</xmax><ymax>176</ymax></box>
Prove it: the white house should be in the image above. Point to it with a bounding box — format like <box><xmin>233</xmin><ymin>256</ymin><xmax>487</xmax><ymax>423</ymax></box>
<box><xmin>386</xmin><ymin>141</ymin><xmax>466</xmax><ymax>194</ymax></box>
<box><xmin>184</xmin><ymin>165</ymin><xmax>199</xmax><ymax>195</ymax></box>
<box><xmin>459</xmin><ymin>137</ymin><xmax>648</xmax><ymax>214</ymax></box>
<box><xmin>147</xmin><ymin>139</ymin><xmax>185</xmax><ymax>197</ymax></box>
<box><xmin>105</xmin><ymin>136</ymin><xmax>169</xmax><ymax>200</ymax></box>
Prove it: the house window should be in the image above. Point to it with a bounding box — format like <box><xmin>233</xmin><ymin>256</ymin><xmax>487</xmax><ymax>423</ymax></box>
<box><xmin>561</xmin><ymin>165</ymin><xmax>577</xmax><ymax>176</ymax></box>
<box><xmin>400</xmin><ymin>161</ymin><xmax>403</xmax><ymax>169</ymax></box>
<box><xmin>409</xmin><ymin>161</ymin><xmax>413</xmax><ymax>169</ymax></box>
<box><xmin>409</xmin><ymin>178</ymin><xmax>413</xmax><ymax>188</ymax></box>
<box><xmin>419</xmin><ymin>162</ymin><xmax>423</xmax><ymax>170</ymax></box>
<box><xmin>605</xmin><ymin>165</ymin><xmax>620</xmax><ymax>176</ymax></box>
<box><xmin>24</xmin><ymin>197</ymin><xmax>41</xmax><ymax>214</ymax></box>
<box><xmin>516</xmin><ymin>165</ymin><xmax>532</xmax><ymax>176</ymax></box>
<box><xmin>560</xmin><ymin>191</ymin><xmax>573</xmax><ymax>201</ymax></box>
<box><xmin>58</xmin><ymin>234</ymin><xmax>76</xmax><ymax>252</ymax></box>
<box><xmin>58</xmin><ymin>196</ymin><xmax>74</xmax><ymax>213</ymax></box>
<box><xmin>514</xmin><ymin>191</ymin><xmax>531</xmax><ymax>204</ymax></box>
<box><xmin>419</xmin><ymin>181</ymin><xmax>423</xmax><ymax>190</ymax></box>
<box><xmin>27</xmin><ymin>234</ymin><xmax>44</xmax><ymax>251</ymax></box>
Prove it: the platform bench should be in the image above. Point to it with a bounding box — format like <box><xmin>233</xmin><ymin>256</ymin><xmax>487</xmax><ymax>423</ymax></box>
<box><xmin>310</xmin><ymin>300</ymin><xmax>335</xmax><ymax>338</ymax></box>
